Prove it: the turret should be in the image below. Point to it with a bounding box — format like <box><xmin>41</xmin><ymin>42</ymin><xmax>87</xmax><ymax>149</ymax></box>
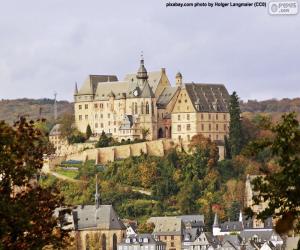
<box><xmin>176</xmin><ymin>72</ymin><xmax>182</xmax><ymax>87</ymax></box>
<box><xmin>212</xmin><ymin>213</ymin><xmax>221</xmax><ymax>236</ymax></box>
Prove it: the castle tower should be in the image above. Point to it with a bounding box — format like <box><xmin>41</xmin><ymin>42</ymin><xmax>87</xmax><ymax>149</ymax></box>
<box><xmin>175</xmin><ymin>72</ymin><xmax>183</xmax><ymax>87</ymax></box>
<box><xmin>136</xmin><ymin>53</ymin><xmax>148</xmax><ymax>88</ymax></box>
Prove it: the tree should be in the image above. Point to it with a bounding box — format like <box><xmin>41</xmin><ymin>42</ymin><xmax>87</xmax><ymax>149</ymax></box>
<box><xmin>86</xmin><ymin>124</ymin><xmax>92</xmax><ymax>139</ymax></box>
<box><xmin>95</xmin><ymin>131</ymin><xmax>112</xmax><ymax>148</ymax></box>
<box><xmin>0</xmin><ymin>118</ymin><xmax>70</xmax><ymax>249</ymax></box>
<box><xmin>245</xmin><ymin>112</ymin><xmax>300</xmax><ymax>234</ymax></box>
<box><xmin>228</xmin><ymin>91</ymin><xmax>243</xmax><ymax>157</ymax></box>
<box><xmin>58</xmin><ymin>112</ymin><xmax>75</xmax><ymax>139</ymax></box>
<box><xmin>141</xmin><ymin>127</ymin><xmax>150</xmax><ymax>140</ymax></box>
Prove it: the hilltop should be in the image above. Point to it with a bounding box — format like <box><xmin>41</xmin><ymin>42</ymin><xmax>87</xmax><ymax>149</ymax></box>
<box><xmin>0</xmin><ymin>98</ymin><xmax>73</xmax><ymax>124</ymax></box>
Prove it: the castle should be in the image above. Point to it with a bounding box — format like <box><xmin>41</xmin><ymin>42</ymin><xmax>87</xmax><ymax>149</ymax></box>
<box><xmin>74</xmin><ymin>58</ymin><xmax>230</xmax><ymax>144</ymax></box>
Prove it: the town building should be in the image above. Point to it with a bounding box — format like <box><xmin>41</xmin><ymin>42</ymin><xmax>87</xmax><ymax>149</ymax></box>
<box><xmin>56</xmin><ymin>177</ymin><xmax>126</xmax><ymax>250</ymax></box>
<box><xmin>74</xmin><ymin>58</ymin><xmax>230</xmax><ymax>145</ymax></box>
<box><xmin>118</xmin><ymin>234</ymin><xmax>166</xmax><ymax>250</ymax></box>
<box><xmin>49</xmin><ymin>124</ymin><xmax>68</xmax><ymax>154</ymax></box>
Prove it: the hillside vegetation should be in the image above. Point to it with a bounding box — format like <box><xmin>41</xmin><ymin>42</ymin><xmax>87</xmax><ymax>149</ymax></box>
<box><xmin>0</xmin><ymin>98</ymin><xmax>73</xmax><ymax>124</ymax></box>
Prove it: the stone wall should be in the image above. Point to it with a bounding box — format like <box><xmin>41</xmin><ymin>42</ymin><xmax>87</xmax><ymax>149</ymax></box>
<box><xmin>64</xmin><ymin>139</ymin><xmax>225</xmax><ymax>164</ymax></box>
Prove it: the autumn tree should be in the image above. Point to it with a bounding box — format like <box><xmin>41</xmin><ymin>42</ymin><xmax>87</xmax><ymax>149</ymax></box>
<box><xmin>228</xmin><ymin>91</ymin><xmax>243</xmax><ymax>157</ymax></box>
<box><xmin>245</xmin><ymin>112</ymin><xmax>300</xmax><ymax>235</ymax></box>
<box><xmin>0</xmin><ymin>118</ymin><xmax>70</xmax><ymax>249</ymax></box>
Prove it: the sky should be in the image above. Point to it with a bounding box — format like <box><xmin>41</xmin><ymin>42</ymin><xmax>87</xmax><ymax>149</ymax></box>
<box><xmin>0</xmin><ymin>0</ymin><xmax>299</xmax><ymax>102</ymax></box>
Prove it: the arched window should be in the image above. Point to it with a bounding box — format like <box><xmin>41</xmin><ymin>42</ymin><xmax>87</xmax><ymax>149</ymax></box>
<box><xmin>113</xmin><ymin>234</ymin><xmax>118</xmax><ymax>250</ymax></box>
<box><xmin>101</xmin><ymin>234</ymin><xmax>107</xmax><ymax>250</ymax></box>
<box><xmin>131</xmin><ymin>102</ymin><xmax>134</xmax><ymax>114</ymax></box>
<box><xmin>141</xmin><ymin>102</ymin><xmax>144</xmax><ymax>114</ymax></box>
<box><xmin>146</xmin><ymin>102</ymin><xmax>150</xmax><ymax>114</ymax></box>
<box><xmin>85</xmin><ymin>234</ymin><xmax>90</xmax><ymax>250</ymax></box>
<box><xmin>134</xmin><ymin>102</ymin><xmax>138</xmax><ymax>114</ymax></box>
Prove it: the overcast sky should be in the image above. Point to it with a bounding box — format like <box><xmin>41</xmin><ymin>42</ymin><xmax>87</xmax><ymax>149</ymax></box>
<box><xmin>0</xmin><ymin>0</ymin><xmax>299</xmax><ymax>101</ymax></box>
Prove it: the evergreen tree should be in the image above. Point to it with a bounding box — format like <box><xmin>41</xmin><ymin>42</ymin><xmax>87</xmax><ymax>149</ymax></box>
<box><xmin>228</xmin><ymin>91</ymin><xmax>243</xmax><ymax>157</ymax></box>
<box><xmin>86</xmin><ymin>124</ymin><xmax>92</xmax><ymax>139</ymax></box>
<box><xmin>224</xmin><ymin>135</ymin><xmax>231</xmax><ymax>159</ymax></box>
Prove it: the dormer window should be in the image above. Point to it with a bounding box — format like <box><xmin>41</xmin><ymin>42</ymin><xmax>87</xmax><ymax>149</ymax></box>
<box><xmin>143</xmin><ymin>238</ymin><xmax>149</xmax><ymax>243</ymax></box>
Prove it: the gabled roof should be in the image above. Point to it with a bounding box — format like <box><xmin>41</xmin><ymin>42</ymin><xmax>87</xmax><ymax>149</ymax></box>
<box><xmin>72</xmin><ymin>205</ymin><xmax>126</xmax><ymax>230</ymax></box>
<box><xmin>78</xmin><ymin>75</ymin><xmax>118</xmax><ymax>95</ymax></box>
<box><xmin>240</xmin><ymin>230</ymin><xmax>282</xmax><ymax>243</ymax></box>
<box><xmin>148</xmin><ymin>217</ymin><xmax>183</xmax><ymax>235</ymax></box>
<box><xmin>49</xmin><ymin>124</ymin><xmax>61</xmax><ymax>136</ymax></box>
<box><xmin>140</xmin><ymin>81</ymin><xmax>155</xmax><ymax>98</ymax></box>
<box><xmin>184</xmin><ymin>83</ymin><xmax>230</xmax><ymax>113</ymax></box>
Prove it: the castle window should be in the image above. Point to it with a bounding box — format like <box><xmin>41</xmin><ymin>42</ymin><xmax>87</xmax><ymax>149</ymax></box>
<box><xmin>187</xmin><ymin>114</ymin><xmax>190</xmax><ymax>120</ymax></box>
<box><xmin>146</xmin><ymin>102</ymin><xmax>150</xmax><ymax>114</ymax></box>
<box><xmin>85</xmin><ymin>104</ymin><xmax>88</xmax><ymax>109</ymax></box>
<box><xmin>94</xmin><ymin>104</ymin><xmax>98</xmax><ymax>108</ymax></box>
<box><xmin>101</xmin><ymin>123</ymin><xmax>103</xmax><ymax>128</ymax></box>
<box><xmin>79</xmin><ymin>115</ymin><xmax>82</xmax><ymax>121</ymax></box>
<box><xmin>209</xmin><ymin>124</ymin><xmax>211</xmax><ymax>131</ymax></box>
<box><xmin>100</xmin><ymin>114</ymin><xmax>103</xmax><ymax>118</ymax></box>
<box><xmin>178</xmin><ymin>100</ymin><xmax>181</xmax><ymax>103</ymax></box>
<box><xmin>187</xmin><ymin>135</ymin><xmax>190</xmax><ymax>141</ymax></box>
<box><xmin>216</xmin><ymin>124</ymin><xmax>219</xmax><ymax>131</ymax></box>
<box><xmin>79</xmin><ymin>105</ymin><xmax>82</xmax><ymax>110</ymax></box>
<box><xmin>95</xmin><ymin>123</ymin><xmax>98</xmax><ymax>128</ymax></box>
<box><xmin>178</xmin><ymin>115</ymin><xmax>181</xmax><ymax>121</ymax></box>
<box><xmin>114</xmin><ymin>128</ymin><xmax>116</xmax><ymax>133</ymax></box>
<box><xmin>108</xmin><ymin>113</ymin><xmax>110</xmax><ymax>119</ymax></box>
<box><xmin>177</xmin><ymin>125</ymin><xmax>181</xmax><ymax>132</ymax></box>
<box><xmin>114</xmin><ymin>121</ymin><xmax>116</xmax><ymax>126</ymax></box>
<box><xmin>216</xmin><ymin>114</ymin><xmax>218</xmax><ymax>120</ymax></box>
<box><xmin>216</xmin><ymin>134</ymin><xmax>219</xmax><ymax>140</ymax></box>
<box><xmin>208</xmin><ymin>114</ymin><xmax>211</xmax><ymax>120</ymax></box>
<box><xmin>85</xmin><ymin>115</ymin><xmax>88</xmax><ymax>120</ymax></box>
<box><xmin>201</xmin><ymin>124</ymin><xmax>204</xmax><ymax>131</ymax></box>
<box><xmin>141</xmin><ymin>103</ymin><xmax>144</xmax><ymax>114</ymax></box>
<box><xmin>187</xmin><ymin>124</ymin><xmax>191</xmax><ymax>131</ymax></box>
<box><xmin>134</xmin><ymin>102</ymin><xmax>138</xmax><ymax>114</ymax></box>
<box><xmin>201</xmin><ymin>114</ymin><xmax>204</xmax><ymax>120</ymax></box>
<box><xmin>223</xmin><ymin>114</ymin><xmax>226</xmax><ymax>120</ymax></box>
<box><xmin>224</xmin><ymin>124</ymin><xmax>227</xmax><ymax>131</ymax></box>
<box><xmin>108</xmin><ymin>121</ymin><xmax>111</xmax><ymax>126</ymax></box>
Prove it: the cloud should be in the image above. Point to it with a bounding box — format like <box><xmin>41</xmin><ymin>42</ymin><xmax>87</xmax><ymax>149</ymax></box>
<box><xmin>0</xmin><ymin>0</ymin><xmax>299</xmax><ymax>101</ymax></box>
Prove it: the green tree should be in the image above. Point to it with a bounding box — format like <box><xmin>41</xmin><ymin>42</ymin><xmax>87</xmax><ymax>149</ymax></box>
<box><xmin>245</xmin><ymin>112</ymin><xmax>300</xmax><ymax>235</ymax></box>
<box><xmin>141</xmin><ymin>127</ymin><xmax>150</xmax><ymax>140</ymax></box>
<box><xmin>95</xmin><ymin>131</ymin><xmax>112</xmax><ymax>148</ymax></box>
<box><xmin>86</xmin><ymin>124</ymin><xmax>92</xmax><ymax>139</ymax></box>
<box><xmin>228</xmin><ymin>91</ymin><xmax>243</xmax><ymax>157</ymax></box>
<box><xmin>0</xmin><ymin>118</ymin><xmax>70</xmax><ymax>249</ymax></box>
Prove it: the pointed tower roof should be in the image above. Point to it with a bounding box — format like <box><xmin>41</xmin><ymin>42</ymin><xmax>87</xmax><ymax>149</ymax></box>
<box><xmin>74</xmin><ymin>82</ymin><xmax>78</xmax><ymax>95</ymax></box>
<box><xmin>213</xmin><ymin>213</ymin><xmax>219</xmax><ymax>227</ymax></box>
<box><xmin>140</xmin><ymin>81</ymin><xmax>155</xmax><ymax>98</ymax></box>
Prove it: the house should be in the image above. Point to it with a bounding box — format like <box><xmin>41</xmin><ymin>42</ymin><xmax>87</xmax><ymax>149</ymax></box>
<box><xmin>148</xmin><ymin>217</ymin><xmax>184</xmax><ymax>250</ymax></box>
<box><xmin>118</xmin><ymin>234</ymin><xmax>166</xmax><ymax>250</ymax></box>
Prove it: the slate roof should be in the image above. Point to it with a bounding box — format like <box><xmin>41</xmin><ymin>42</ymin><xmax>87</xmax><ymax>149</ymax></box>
<box><xmin>157</xmin><ymin>86</ymin><xmax>179</xmax><ymax>108</ymax></box>
<box><xmin>220</xmin><ymin>235</ymin><xmax>243</xmax><ymax>247</ymax></box>
<box><xmin>72</xmin><ymin>205</ymin><xmax>126</xmax><ymax>230</ymax></box>
<box><xmin>184</xmin><ymin>83</ymin><xmax>230</xmax><ymax>113</ymax></box>
<box><xmin>140</xmin><ymin>81</ymin><xmax>155</xmax><ymax>98</ymax></box>
<box><xmin>77</xmin><ymin>75</ymin><xmax>118</xmax><ymax>95</ymax></box>
<box><xmin>49</xmin><ymin>124</ymin><xmax>61</xmax><ymax>136</ymax></box>
<box><xmin>220</xmin><ymin>221</ymin><xmax>243</xmax><ymax>232</ymax></box>
<box><xmin>239</xmin><ymin>230</ymin><xmax>281</xmax><ymax>243</ymax></box>
<box><xmin>192</xmin><ymin>232</ymin><xmax>220</xmax><ymax>248</ymax></box>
